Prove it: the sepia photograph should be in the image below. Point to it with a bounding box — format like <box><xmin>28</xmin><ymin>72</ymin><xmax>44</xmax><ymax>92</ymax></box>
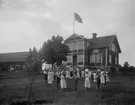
<box><xmin>0</xmin><ymin>0</ymin><xmax>135</xmax><ymax>105</ymax></box>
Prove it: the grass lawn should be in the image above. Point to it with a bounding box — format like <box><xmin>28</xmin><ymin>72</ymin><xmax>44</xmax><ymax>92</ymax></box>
<box><xmin>0</xmin><ymin>71</ymin><xmax>135</xmax><ymax>105</ymax></box>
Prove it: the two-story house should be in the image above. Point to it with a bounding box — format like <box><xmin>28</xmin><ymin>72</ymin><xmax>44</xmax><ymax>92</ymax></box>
<box><xmin>64</xmin><ymin>33</ymin><xmax>121</xmax><ymax>71</ymax></box>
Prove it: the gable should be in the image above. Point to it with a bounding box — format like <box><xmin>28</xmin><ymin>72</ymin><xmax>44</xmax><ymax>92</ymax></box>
<box><xmin>111</xmin><ymin>36</ymin><xmax>122</xmax><ymax>53</ymax></box>
<box><xmin>64</xmin><ymin>33</ymin><xmax>84</xmax><ymax>42</ymax></box>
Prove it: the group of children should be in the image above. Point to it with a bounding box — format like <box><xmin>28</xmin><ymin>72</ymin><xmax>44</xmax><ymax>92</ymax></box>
<box><xmin>43</xmin><ymin>67</ymin><xmax>110</xmax><ymax>91</ymax></box>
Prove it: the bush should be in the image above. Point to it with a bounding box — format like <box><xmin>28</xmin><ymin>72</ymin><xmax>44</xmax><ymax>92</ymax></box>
<box><xmin>119</xmin><ymin>66</ymin><xmax>135</xmax><ymax>76</ymax></box>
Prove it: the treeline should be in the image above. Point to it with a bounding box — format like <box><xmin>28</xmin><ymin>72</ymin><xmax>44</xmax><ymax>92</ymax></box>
<box><xmin>119</xmin><ymin>66</ymin><xmax>135</xmax><ymax>72</ymax></box>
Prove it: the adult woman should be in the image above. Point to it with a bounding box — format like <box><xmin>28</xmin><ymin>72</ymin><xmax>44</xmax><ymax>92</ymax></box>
<box><xmin>47</xmin><ymin>71</ymin><xmax>53</xmax><ymax>91</ymax></box>
<box><xmin>84</xmin><ymin>71</ymin><xmax>91</xmax><ymax>91</ymax></box>
<box><xmin>60</xmin><ymin>71</ymin><xmax>67</xmax><ymax>90</ymax></box>
<box><xmin>74</xmin><ymin>71</ymin><xmax>78</xmax><ymax>91</ymax></box>
<box><xmin>56</xmin><ymin>71</ymin><xmax>61</xmax><ymax>89</ymax></box>
<box><xmin>100</xmin><ymin>70</ymin><xmax>105</xmax><ymax>88</ymax></box>
<box><xmin>43</xmin><ymin>69</ymin><xmax>48</xmax><ymax>86</ymax></box>
<box><xmin>96</xmin><ymin>69</ymin><xmax>101</xmax><ymax>90</ymax></box>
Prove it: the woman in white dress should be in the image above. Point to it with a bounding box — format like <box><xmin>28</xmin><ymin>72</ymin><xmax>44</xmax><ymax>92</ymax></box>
<box><xmin>47</xmin><ymin>71</ymin><xmax>53</xmax><ymax>90</ymax></box>
<box><xmin>84</xmin><ymin>71</ymin><xmax>91</xmax><ymax>91</ymax></box>
<box><xmin>60</xmin><ymin>72</ymin><xmax>67</xmax><ymax>90</ymax></box>
<box><xmin>100</xmin><ymin>70</ymin><xmax>105</xmax><ymax>88</ymax></box>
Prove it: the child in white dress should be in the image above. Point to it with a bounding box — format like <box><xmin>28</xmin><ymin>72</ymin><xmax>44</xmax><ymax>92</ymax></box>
<box><xmin>60</xmin><ymin>72</ymin><xmax>67</xmax><ymax>90</ymax></box>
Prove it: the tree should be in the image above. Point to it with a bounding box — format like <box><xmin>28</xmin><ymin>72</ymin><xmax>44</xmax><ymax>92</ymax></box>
<box><xmin>40</xmin><ymin>35</ymin><xmax>69</xmax><ymax>68</ymax></box>
<box><xmin>25</xmin><ymin>47</ymin><xmax>42</xmax><ymax>103</ymax></box>
<box><xmin>123</xmin><ymin>61</ymin><xmax>129</xmax><ymax>68</ymax></box>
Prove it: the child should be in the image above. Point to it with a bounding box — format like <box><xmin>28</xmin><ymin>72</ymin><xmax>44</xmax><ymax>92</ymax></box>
<box><xmin>84</xmin><ymin>71</ymin><xmax>91</xmax><ymax>91</ymax></box>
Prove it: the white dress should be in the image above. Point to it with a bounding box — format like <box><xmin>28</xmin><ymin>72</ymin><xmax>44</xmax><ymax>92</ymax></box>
<box><xmin>84</xmin><ymin>74</ymin><xmax>91</xmax><ymax>88</ymax></box>
<box><xmin>48</xmin><ymin>72</ymin><xmax>53</xmax><ymax>84</ymax></box>
<box><xmin>66</xmin><ymin>71</ymin><xmax>70</xmax><ymax>78</ymax></box>
<box><xmin>100</xmin><ymin>72</ymin><xmax>105</xmax><ymax>84</ymax></box>
<box><xmin>60</xmin><ymin>74</ymin><xmax>67</xmax><ymax>89</ymax></box>
<box><xmin>88</xmin><ymin>71</ymin><xmax>92</xmax><ymax>78</ymax></box>
<box><xmin>51</xmin><ymin>72</ymin><xmax>54</xmax><ymax>82</ymax></box>
<box><xmin>77</xmin><ymin>71</ymin><xmax>80</xmax><ymax>78</ymax></box>
<box><xmin>93</xmin><ymin>73</ymin><xmax>96</xmax><ymax>82</ymax></box>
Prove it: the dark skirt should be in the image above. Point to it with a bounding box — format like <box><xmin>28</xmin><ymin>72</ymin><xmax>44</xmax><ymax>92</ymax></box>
<box><xmin>57</xmin><ymin>77</ymin><xmax>60</xmax><ymax>83</ymax></box>
<box><xmin>44</xmin><ymin>74</ymin><xmax>48</xmax><ymax>81</ymax></box>
<box><xmin>70</xmin><ymin>71</ymin><xmax>73</xmax><ymax>77</ymax></box>
<box><xmin>97</xmin><ymin>78</ymin><xmax>101</xmax><ymax>86</ymax></box>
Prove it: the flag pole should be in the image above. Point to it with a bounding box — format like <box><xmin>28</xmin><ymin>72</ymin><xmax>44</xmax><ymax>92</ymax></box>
<box><xmin>73</xmin><ymin>13</ymin><xmax>75</xmax><ymax>34</ymax></box>
<box><xmin>72</xmin><ymin>13</ymin><xmax>75</xmax><ymax>67</ymax></box>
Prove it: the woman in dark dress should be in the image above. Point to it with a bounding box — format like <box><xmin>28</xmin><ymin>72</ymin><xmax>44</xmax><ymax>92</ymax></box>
<box><xmin>43</xmin><ymin>70</ymin><xmax>48</xmax><ymax>86</ymax></box>
<box><xmin>56</xmin><ymin>71</ymin><xmax>61</xmax><ymax>89</ymax></box>
<box><xmin>96</xmin><ymin>70</ymin><xmax>101</xmax><ymax>90</ymax></box>
<box><xmin>74</xmin><ymin>71</ymin><xmax>78</xmax><ymax>91</ymax></box>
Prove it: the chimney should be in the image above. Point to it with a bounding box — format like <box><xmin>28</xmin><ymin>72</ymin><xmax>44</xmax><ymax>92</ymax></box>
<box><xmin>92</xmin><ymin>33</ymin><xmax>97</xmax><ymax>39</ymax></box>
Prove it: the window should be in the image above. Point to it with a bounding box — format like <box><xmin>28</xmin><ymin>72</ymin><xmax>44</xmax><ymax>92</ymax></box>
<box><xmin>66</xmin><ymin>55</ymin><xmax>72</xmax><ymax>63</ymax></box>
<box><xmin>73</xmin><ymin>41</ymin><xmax>77</xmax><ymax>50</ymax></box>
<box><xmin>109</xmin><ymin>54</ymin><xmax>112</xmax><ymax>63</ymax></box>
<box><xmin>90</xmin><ymin>54</ymin><xmax>95</xmax><ymax>63</ymax></box>
<box><xmin>109</xmin><ymin>43</ymin><xmax>116</xmax><ymax>52</ymax></box>
<box><xmin>93</xmin><ymin>49</ymin><xmax>99</xmax><ymax>53</ymax></box>
<box><xmin>78</xmin><ymin>40</ymin><xmax>83</xmax><ymax>50</ymax></box>
<box><xmin>90</xmin><ymin>53</ymin><xmax>102</xmax><ymax>63</ymax></box>
<box><xmin>77</xmin><ymin>54</ymin><xmax>83</xmax><ymax>62</ymax></box>
<box><xmin>110</xmin><ymin>43</ymin><xmax>116</xmax><ymax>52</ymax></box>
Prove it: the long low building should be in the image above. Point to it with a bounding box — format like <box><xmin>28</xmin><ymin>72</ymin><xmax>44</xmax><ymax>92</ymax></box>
<box><xmin>0</xmin><ymin>52</ymin><xmax>29</xmax><ymax>71</ymax></box>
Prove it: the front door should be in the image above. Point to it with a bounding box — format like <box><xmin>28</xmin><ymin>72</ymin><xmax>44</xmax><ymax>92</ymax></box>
<box><xmin>73</xmin><ymin>55</ymin><xmax>77</xmax><ymax>66</ymax></box>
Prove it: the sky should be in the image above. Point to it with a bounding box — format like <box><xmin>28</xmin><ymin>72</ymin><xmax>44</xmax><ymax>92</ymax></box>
<box><xmin>0</xmin><ymin>0</ymin><xmax>134</xmax><ymax>66</ymax></box>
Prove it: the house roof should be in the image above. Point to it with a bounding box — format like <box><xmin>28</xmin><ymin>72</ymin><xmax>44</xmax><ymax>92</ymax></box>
<box><xmin>88</xmin><ymin>35</ymin><xmax>116</xmax><ymax>49</ymax></box>
<box><xmin>0</xmin><ymin>52</ymin><xmax>29</xmax><ymax>63</ymax></box>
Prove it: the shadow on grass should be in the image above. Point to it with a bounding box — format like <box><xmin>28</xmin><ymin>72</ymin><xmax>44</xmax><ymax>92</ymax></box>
<box><xmin>10</xmin><ymin>99</ymin><xmax>53</xmax><ymax>105</ymax></box>
<box><xmin>92</xmin><ymin>81</ymin><xmax>135</xmax><ymax>105</ymax></box>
